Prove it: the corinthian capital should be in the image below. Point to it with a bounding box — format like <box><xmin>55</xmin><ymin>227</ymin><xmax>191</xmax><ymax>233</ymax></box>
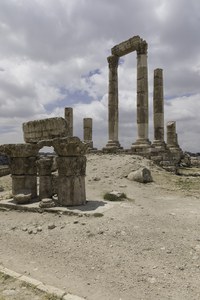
<box><xmin>107</xmin><ymin>55</ymin><xmax>119</xmax><ymax>69</ymax></box>
<box><xmin>137</xmin><ymin>40</ymin><xmax>148</xmax><ymax>55</ymax></box>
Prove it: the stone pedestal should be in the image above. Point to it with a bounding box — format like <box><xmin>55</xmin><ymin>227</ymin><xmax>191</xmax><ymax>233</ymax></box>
<box><xmin>37</xmin><ymin>157</ymin><xmax>53</xmax><ymax>200</ymax></box>
<box><xmin>104</xmin><ymin>55</ymin><xmax>122</xmax><ymax>150</ymax></box>
<box><xmin>83</xmin><ymin>118</ymin><xmax>94</xmax><ymax>149</ymax></box>
<box><xmin>12</xmin><ymin>175</ymin><xmax>37</xmax><ymax>198</ymax></box>
<box><xmin>131</xmin><ymin>41</ymin><xmax>151</xmax><ymax>153</ymax></box>
<box><xmin>51</xmin><ymin>137</ymin><xmax>88</xmax><ymax>206</ymax></box>
<box><xmin>57</xmin><ymin>156</ymin><xmax>86</xmax><ymax>206</ymax></box>
<box><xmin>0</xmin><ymin>144</ymin><xmax>39</xmax><ymax>200</ymax></box>
<box><xmin>64</xmin><ymin>107</ymin><xmax>73</xmax><ymax>136</ymax></box>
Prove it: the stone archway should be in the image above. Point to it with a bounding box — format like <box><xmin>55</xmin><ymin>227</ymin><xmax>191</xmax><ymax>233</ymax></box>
<box><xmin>104</xmin><ymin>35</ymin><xmax>151</xmax><ymax>153</ymax></box>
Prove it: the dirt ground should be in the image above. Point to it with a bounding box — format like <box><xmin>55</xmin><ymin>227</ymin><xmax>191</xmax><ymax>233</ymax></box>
<box><xmin>0</xmin><ymin>153</ymin><xmax>200</xmax><ymax>300</ymax></box>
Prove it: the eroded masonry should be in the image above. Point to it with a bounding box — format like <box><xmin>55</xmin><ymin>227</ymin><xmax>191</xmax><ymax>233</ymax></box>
<box><xmin>0</xmin><ymin>118</ymin><xmax>88</xmax><ymax>207</ymax></box>
<box><xmin>0</xmin><ymin>35</ymin><xmax>187</xmax><ymax>207</ymax></box>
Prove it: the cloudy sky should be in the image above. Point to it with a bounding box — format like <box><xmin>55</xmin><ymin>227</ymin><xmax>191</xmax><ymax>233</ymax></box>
<box><xmin>0</xmin><ymin>0</ymin><xmax>200</xmax><ymax>152</ymax></box>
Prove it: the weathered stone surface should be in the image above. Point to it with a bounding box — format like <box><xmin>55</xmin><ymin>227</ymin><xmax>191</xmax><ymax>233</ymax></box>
<box><xmin>38</xmin><ymin>176</ymin><xmax>52</xmax><ymax>200</ymax></box>
<box><xmin>39</xmin><ymin>198</ymin><xmax>55</xmax><ymax>208</ymax></box>
<box><xmin>37</xmin><ymin>157</ymin><xmax>53</xmax><ymax>176</ymax></box>
<box><xmin>64</xmin><ymin>107</ymin><xmax>73</xmax><ymax>136</ymax></box>
<box><xmin>51</xmin><ymin>137</ymin><xmax>88</xmax><ymax>156</ymax></box>
<box><xmin>37</xmin><ymin>157</ymin><xmax>53</xmax><ymax>199</ymax></box>
<box><xmin>0</xmin><ymin>143</ymin><xmax>39</xmax><ymax>158</ymax></box>
<box><xmin>13</xmin><ymin>191</ymin><xmax>32</xmax><ymax>204</ymax></box>
<box><xmin>10</xmin><ymin>157</ymin><xmax>37</xmax><ymax>175</ymax></box>
<box><xmin>57</xmin><ymin>176</ymin><xmax>86</xmax><ymax>206</ymax></box>
<box><xmin>111</xmin><ymin>35</ymin><xmax>141</xmax><ymax>57</ymax></box>
<box><xmin>127</xmin><ymin>167</ymin><xmax>153</xmax><ymax>183</ymax></box>
<box><xmin>12</xmin><ymin>175</ymin><xmax>37</xmax><ymax>199</ymax></box>
<box><xmin>83</xmin><ymin>118</ymin><xmax>93</xmax><ymax>148</ymax></box>
<box><xmin>57</xmin><ymin>156</ymin><xmax>86</xmax><ymax>176</ymax></box>
<box><xmin>23</xmin><ymin>117</ymin><xmax>68</xmax><ymax>143</ymax></box>
<box><xmin>153</xmin><ymin>68</ymin><xmax>164</xmax><ymax>143</ymax></box>
<box><xmin>167</xmin><ymin>122</ymin><xmax>176</xmax><ymax>144</ymax></box>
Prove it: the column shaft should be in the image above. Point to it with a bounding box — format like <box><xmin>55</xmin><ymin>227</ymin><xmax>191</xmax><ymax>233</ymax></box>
<box><xmin>83</xmin><ymin>118</ymin><xmax>93</xmax><ymax>148</ymax></box>
<box><xmin>64</xmin><ymin>107</ymin><xmax>73</xmax><ymax>136</ymax></box>
<box><xmin>136</xmin><ymin>42</ymin><xmax>149</xmax><ymax>141</ymax></box>
<box><xmin>167</xmin><ymin>121</ymin><xmax>177</xmax><ymax>147</ymax></box>
<box><xmin>153</xmin><ymin>68</ymin><xmax>164</xmax><ymax>142</ymax></box>
<box><xmin>104</xmin><ymin>55</ymin><xmax>121</xmax><ymax>149</ymax></box>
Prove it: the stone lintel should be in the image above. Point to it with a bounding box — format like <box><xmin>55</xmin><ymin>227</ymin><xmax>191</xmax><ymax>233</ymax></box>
<box><xmin>111</xmin><ymin>36</ymin><xmax>142</xmax><ymax>57</ymax></box>
<box><xmin>23</xmin><ymin>117</ymin><xmax>68</xmax><ymax>143</ymax></box>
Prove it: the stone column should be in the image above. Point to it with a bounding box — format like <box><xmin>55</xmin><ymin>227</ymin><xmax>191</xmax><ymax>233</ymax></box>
<box><xmin>104</xmin><ymin>55</ymin><xmax>121</xmax><ymax>150</ymax></box>
<box><xmin>167</xmin><ymin>121</ymin><xmax>177</xmax><ymax>148</ymax></box>
<box><xmin>37</xmin><ymin>157</ymin><xmax>53</xmax><ymax>200</ymax></box>
<box><xmin>166</xmin><ymin>121</ymin><xmax>182</xmax><ymax>162</ymax></box>
<box><xmin>152</xmin><ymin>68</ymin><xmax>165</xmax><ymax>148</ymax></box>
<box><xmin>52</xmin><ymin>137</ymin><xmax>88</xmax><ymax>206</ymax></box>
<box><xmin>132</xmin><ymin>40</ymin><xmax>150</xmax><ymax>152</ymax></box>
<box><xmin>83</xmin><ymin>118</ymin><xmax>93</xmax><ymax>149</ymax></box>
<box><xmin>0</xmin><ymin>144</ymin><xmax>39</xmax><ymax>202</ymax></box>
<box><xmin>64</xmin><ymin>107</ymin><xmax>73</xmax><ymax>136</ymax></box>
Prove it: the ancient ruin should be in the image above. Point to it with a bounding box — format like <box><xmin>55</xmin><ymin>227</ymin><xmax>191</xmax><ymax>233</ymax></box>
<box><xmin>102</xmin><ymin>35</ymin><xmax>183</xmax><ymax>169</ymax></box>
<box><xmin>0</xmin><ymin>117</ymin><xmax>88</xmax><ymax>207</ymax></box>
<box><xmin>104</xmin><ymin>36</ymin><xmax>150</xmax><ymax>153</ymax></box>
<box><xmin>0</xmin><ymin>35</ymin><xmax>187</xmax><ymax>209</ymax></box>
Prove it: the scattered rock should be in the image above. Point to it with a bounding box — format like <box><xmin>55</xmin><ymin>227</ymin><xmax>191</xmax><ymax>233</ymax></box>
<box><xmin>28</xmin><ymin>229</ymin><xmax>33</xmax><ymax>234</ymax></box>
<box><xmin>39</xmin><ymin>198</ymin><xmax>55</xmax><ymax>208</ymax></box>
<box><xmin>0</xmin><ymin>186</ymin><xmax>4</xmax><ymax>192</ymax></box>
<box><xmin>93</xmin><ymin>176</ymin><xmax>101</xmax><ymax>181</ymax></box>
<box><xmin>37</xmin><ymin>226</ymin><xmax>42</xmax><ymax>232</ymax></box>
<box><xmin>127</xmin><ymin>168</ymin><xmax>153</xmax><ymax>183</ymax></box>
<box><xmin>48</xmin><ymin>223</ymin><xmax>56</xmax><ymax>230</ymax></box>
<box><xmin>13</xmin><ymin>191</ymin><xmax>32</xmax><ymax>204</ymax></box>
<box><xmin>104</xmin><ymin>191</ymin><xmax>127</xmax><ymax>201</ymax></box>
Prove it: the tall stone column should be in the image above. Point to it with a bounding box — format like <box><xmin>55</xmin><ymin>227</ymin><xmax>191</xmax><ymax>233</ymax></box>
<box><xmin>52</xmin><ymin>137</ymin><xmax>88</xmax><ymax>206</ymax></box>
<box><xmin>64</xmin><ymin>107</ymin><xmax>73</xmax><ymax>136</ymax></box>
<box><xmin>152</xmin><ymin>68</ymin><xmax>165</xmax><ymax>148</ymax></box>
<box><xmin>104</xmin><ymin>55</ymin><xmax>121</xmax><ymax>150</ymax></box>
<box><xmin>37</xmin><ymin>157</ymin><xmax>53</xmax><ymax>200</ymax></box>
<box><xmin>132</xmin><ymin>40</ymin><xmax>150</xmax><ymax>153</ymax></box>
<box><xmin>83</xmin><ymin>118</ymin><xmax>93</xmax><ymax>149</ymax></box>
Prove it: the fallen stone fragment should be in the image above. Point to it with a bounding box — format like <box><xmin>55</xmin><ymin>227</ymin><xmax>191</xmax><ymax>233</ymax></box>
<box><xmin>39</xmin><ymin>198</ymin><xmax>55</xmax><ymax>208</ymax></box>
<box><xmin>48</xmin><ymin>223</ymin><xmax>56</xmax><ymax>230</ymax></box>
<box><xmin>13</xmin><ymin>191</ymin><xmax>32</xmax><ymax>204</ymax></box>
<box><xmin>37</xmin><ymin>226</ymin><xmax>42</xmax><ymax>232</ymax></box>
<box><xmin>104</xmin><ymin>191</ymin><xmax>127</xmax><ymax>201</ymax></box>
<box><xmin>127</xmin><ymin>167</ymin><xmax>153</xmax><ymax>183</ymax></box>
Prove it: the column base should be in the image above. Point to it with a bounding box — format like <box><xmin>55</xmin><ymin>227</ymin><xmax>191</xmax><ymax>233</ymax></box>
<box><xmin>151</xmin><ymin>140</ymin><xmax>167</xmax><ymax>152</ymax></box>
<box><xmin>102</xmin><ymin>140</ymin><xmax>123</xmax><ymax>153</ymax></box>
<box><xmin>131</xmin><ymin>139</ymin><xmax>151</xmax><ymax>156</ymax></box>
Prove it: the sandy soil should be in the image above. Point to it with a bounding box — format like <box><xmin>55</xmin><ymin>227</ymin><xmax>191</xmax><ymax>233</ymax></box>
<box><xmin>0</xmin><ymin>153</ymin><xmax>200</xmax><ymax>300</ymax></box>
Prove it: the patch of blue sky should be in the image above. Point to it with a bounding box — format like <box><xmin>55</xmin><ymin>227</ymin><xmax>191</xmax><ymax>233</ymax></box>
<box><xmin>165</xmin><ymin>92</ymin><xmax>196</xmax><ymax>101</ymax></box>
<box><xmin>44</xmin><ymin>88</ymin><xmax>94</xmax><ymax>112</ymax></box>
